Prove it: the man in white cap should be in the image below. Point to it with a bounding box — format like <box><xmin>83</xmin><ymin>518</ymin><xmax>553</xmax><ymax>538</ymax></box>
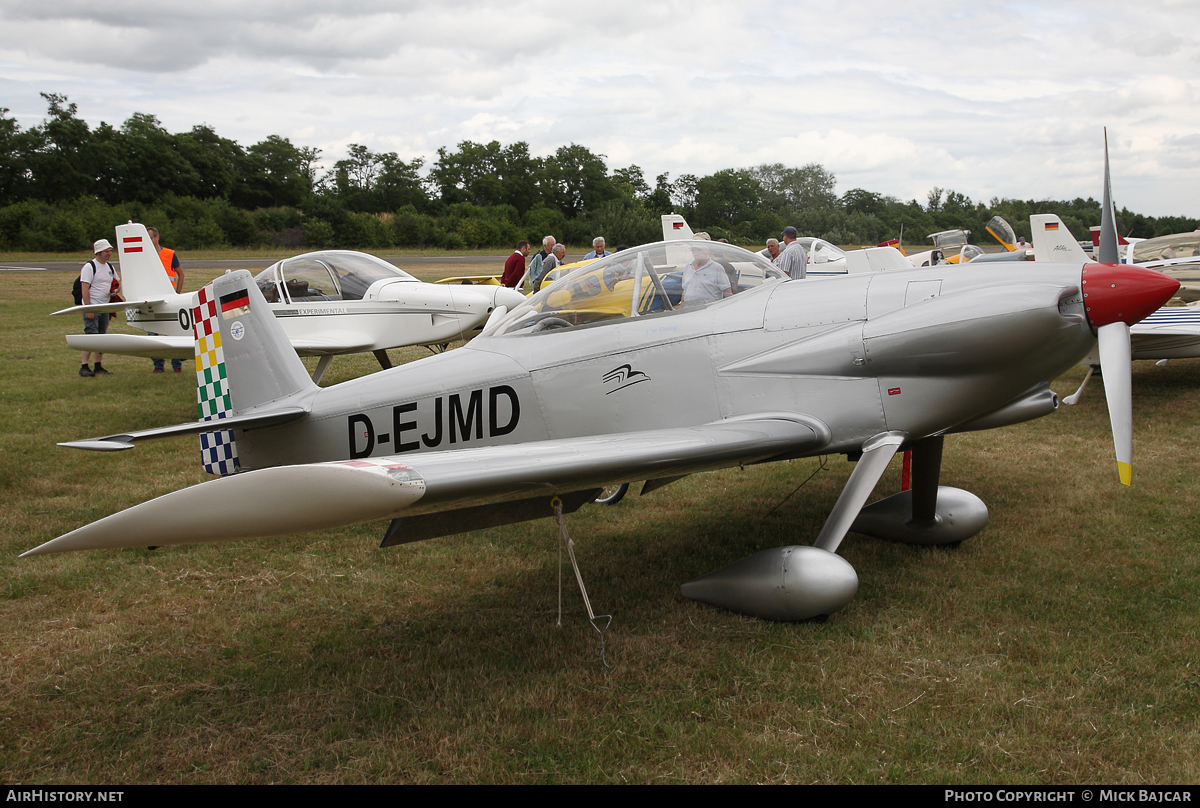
<box><xmin>78</xmin><ymin>238</ymin><xmax>119</xmax><ymax>377</ymax></box>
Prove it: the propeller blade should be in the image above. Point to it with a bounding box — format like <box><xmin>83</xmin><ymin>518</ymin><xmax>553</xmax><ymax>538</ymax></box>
<box><xmin>1099</xmin><ymin>128</ymin><xmax>1120</xmax><ymax>265</ymax></box>
<box><xmin>1080</xmin><ymin>261</ymin><xmax>1177</xmax><ymax>487</ymax></box>
<box><xmin>1097</xmin><ymin>321</ymin><xmax>1132</xmax><ymax>485</ymax></box>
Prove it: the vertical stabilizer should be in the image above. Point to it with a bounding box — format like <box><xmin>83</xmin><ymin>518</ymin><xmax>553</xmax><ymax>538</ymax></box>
<box><xmin>192</xmin><ymin>270</ymin><xmax>317</xmax><ymax>475</ymax></box>
<box><xmin>1031</xmin><ymin>215</ymin><xmax>1089</xmax><ymax>262</ymax></box>
<box><xmin>661</xmin><ymin>214</ymin><xmax>694</xmax><ymax>241</ymax></box>
<box><xmin>115</xmin><ymin>223</ymin><xmax>177</xmax><ymax>301</ymax></box>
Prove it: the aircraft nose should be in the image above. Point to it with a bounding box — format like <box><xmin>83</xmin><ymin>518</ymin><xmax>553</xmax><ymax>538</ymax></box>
<box><xmin>1082</xmin><ymin>263</ymin><xmax>1180</xmax><ymax>328</ymax></box>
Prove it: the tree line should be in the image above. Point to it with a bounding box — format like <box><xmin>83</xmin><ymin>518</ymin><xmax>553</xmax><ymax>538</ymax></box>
<box><xmin>1</xmin><ymin>93</ymin><xmax>1194</xmax><ymax>254</ymax></box>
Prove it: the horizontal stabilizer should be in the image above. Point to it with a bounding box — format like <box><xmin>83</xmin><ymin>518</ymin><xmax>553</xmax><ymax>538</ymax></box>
<box><xmin>53</xmin><ymin>298</ymin><xmax>166</xmax><ymax>316</ymax></box>
<box><xmin>59</xmin><ymin>407</ymin><xmax>309</xmax><ymax>451</ymax></box>
<box><xmin>67</xmin><ymin>333</ymin><xmax>192</xmax><ymax>359</ymax></box>
<box><xmin>22</xmin><ymin>461</ymin><xmax>427</xmax><ymax>555</ymax></box>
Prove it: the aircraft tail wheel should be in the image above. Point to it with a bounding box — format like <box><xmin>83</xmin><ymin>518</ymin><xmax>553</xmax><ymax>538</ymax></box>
<box><xmin>593</xmin><ymin>483</ymin><xmax>629</xmax><ymax>506</ymax></box>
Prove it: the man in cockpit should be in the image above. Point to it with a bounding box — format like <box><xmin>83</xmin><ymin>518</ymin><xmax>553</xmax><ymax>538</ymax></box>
<box><xmin>681</xmin><ymin>244</ymin><xmax>733</xmax><ymax>306</ymax></box>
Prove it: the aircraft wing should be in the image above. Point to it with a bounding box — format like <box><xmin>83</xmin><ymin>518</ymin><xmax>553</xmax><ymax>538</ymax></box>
<box><xmin>288</xmin><ymin>331</ymin><xmax>377</xmax><ymax>355</ymax></box>
<box><xmin>66</xmin><ymin>333</ymin><xmax>193</xmax><ymax>359</ymax></box>
<box><xmin>1129</xmin><ymin>307</ymin><xmax>1200</xmax><ymax>359</ymax></box>
<box><xmin>25</xmin><ymin>416</ymin><xmax>826</xmax><ymax>556</ymax></box>
<box><xmin>1132</xmin><ymin>307</ymin><xmax>1200</xmax><ymax>336</ymax></box>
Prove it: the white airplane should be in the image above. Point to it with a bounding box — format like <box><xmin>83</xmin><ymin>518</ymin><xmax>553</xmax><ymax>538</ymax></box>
<box><xmin>659</xmin><ymin>214</ymin><xmax>911</xmax><ymax>275</ymax></box>
<box><xmin>60</xmin><ymin>223</ymin><xmax>527</xmax><ymax>382</ymax></box>
<box><xmin>903</xmin><ymin>230</ymin><xmax>985</xmax><ymax>267</ymax></box>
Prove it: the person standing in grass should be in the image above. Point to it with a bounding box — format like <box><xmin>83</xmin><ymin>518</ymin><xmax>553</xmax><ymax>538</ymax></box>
<box><xmin>501</xmin><ymin>240</ymin><xmax>531</xmax><ymax>288</ymax></box>
<box><xmin>78</xmin><ymin>239</ymin><xmax>118</xmax><ymax>377</ymax></box>
<box><xmin>777</xmin><ymin>226</ymin><xmax>808</xmax><ymax>280</ymax></box>
<box><xmin>147</xmin><ymin>227</ymin><xmax>184</xmax><ymax>374</ymax></box>
<box><xmin>527</xmin><ymin>235</ymin><xmax>556</xmax><ymax>291</ymax></box>
<box><xmin>537</xmin><ymin>243</ymin><xmax>568</xmax><ymax>291</ymax></box>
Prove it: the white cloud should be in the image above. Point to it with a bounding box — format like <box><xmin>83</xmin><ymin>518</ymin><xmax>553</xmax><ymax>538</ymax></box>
<box><xmin>1</xmin><ymin>0</ymin><xmax>1198</xmax><ymax>216</ymax></box>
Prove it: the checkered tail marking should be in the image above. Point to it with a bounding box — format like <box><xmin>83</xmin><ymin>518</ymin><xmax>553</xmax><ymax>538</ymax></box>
<box><xmin>193</xmin><ymin>283</ymin><xmax>239</xmax><ymax>475</ymax></box>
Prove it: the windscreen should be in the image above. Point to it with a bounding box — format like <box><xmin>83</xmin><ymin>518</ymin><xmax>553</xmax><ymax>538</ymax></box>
<box><xmin>254</xmin><ymin>251</ymin><xmax>417</xmax><ymax>303</ymax></box>
<box><xmin>495</xmin><ymin>240</ymin><xmax>784</xmax><ymax>336</ymax></box>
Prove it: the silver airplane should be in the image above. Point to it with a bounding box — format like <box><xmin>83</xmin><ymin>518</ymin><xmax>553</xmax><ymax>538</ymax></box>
<box><xmin>24</xmin><ymin>238</ymin><xmax>1178</xmax><ymax>622</ymax></box>
<box><xmin>59</xmin><ymin>223</ymin><xmax>527</xmax><ymax>382</ymax></box>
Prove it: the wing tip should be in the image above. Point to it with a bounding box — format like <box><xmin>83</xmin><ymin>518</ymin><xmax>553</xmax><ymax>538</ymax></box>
<box><xmin>59</xmin><ymin>439</ymin><xmax>135</xmax><ymax>452</ymax></box>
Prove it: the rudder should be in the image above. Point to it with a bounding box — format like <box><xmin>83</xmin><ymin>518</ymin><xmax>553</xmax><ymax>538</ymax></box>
<box><xmin>115</xmin><ymin>222</ymin><xmax>177</xmax><ymax>302</ymax></box>
<box><xmin>192</xmin><ymin>270</ymin><xmax>317</xmax><ymax>475</ymax></box>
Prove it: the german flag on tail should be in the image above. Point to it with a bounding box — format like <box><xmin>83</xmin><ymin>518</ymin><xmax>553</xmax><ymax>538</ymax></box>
<box><xmin>220</xmin><ymin>289</ymin><xmax>250</xmax><ymax>320</ymax></box>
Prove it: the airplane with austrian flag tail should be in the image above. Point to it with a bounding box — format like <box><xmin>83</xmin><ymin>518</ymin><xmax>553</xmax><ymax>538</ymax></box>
<box><xmin>57</xmin><ymin>223</ymin><xmax>527</xmax><ymax>382</ymax></box>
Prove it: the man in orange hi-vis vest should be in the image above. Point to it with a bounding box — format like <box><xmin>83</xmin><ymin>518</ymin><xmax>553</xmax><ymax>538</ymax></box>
<box><xmin>147</xmin><ymin>227</ymin><xmax>184</xmax><ymax>373</ymax></box>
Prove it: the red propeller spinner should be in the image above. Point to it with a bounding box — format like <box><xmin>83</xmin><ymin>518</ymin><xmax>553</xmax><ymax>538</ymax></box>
<box><xmin>1082</xmin><ymin>263</ymin><xmax>1180</xmax><ymax>329</ymax></box>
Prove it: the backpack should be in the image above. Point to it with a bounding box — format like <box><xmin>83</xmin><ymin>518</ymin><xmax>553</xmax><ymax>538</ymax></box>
<box><xmin>72</xmin><ymin>260</ymin><xmax>116</xmax><ymax>306</ymax></box>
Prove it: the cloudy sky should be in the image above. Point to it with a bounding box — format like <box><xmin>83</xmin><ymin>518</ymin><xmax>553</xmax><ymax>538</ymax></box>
<box><xmin>2</xmin><ymin>0</ymin><xmax>1198</xmax><ymax>217</ymax></box>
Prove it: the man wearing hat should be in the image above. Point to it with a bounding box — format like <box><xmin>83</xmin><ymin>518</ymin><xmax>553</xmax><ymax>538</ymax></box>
<box><xmin>78</xmin><ymin>238</ymin><xmax>119</xmax><ymax>377</ymax></box>
<box><xmin>777</xmin><ymin>226</ymin><xmax>808</xmax><ymax>280</ymax></box>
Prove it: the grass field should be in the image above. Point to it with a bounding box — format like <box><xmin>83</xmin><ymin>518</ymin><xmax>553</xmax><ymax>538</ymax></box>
<box><xmin>1</xmin><ymin>266</ymin><xmax>1199</xmax><ymax>784</ymax></box>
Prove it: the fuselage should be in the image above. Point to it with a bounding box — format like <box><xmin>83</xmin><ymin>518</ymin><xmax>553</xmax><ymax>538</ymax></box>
<box><xmin>233</xmin><ymin>263</ymin><xmax>1097</xmax><ymax>470</ymax></box>
<box><xmin>123</xmin><ymin>280</ymin><xmax>518</xmax><ymax>353</ymax></box>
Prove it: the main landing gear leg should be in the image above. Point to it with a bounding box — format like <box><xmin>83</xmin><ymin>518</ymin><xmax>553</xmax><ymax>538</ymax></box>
<box><xmin>680</xmin><ymin>431</ymin><xmax>908</xmax><ymax>622</ymax></box>
<box><xmin>850</xmin><ymin>434</ymin><xmax>988</xmax><ymax>546</ymax></box>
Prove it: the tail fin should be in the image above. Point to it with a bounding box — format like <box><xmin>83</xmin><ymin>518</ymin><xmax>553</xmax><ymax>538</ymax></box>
<box><xmin>192</xmin><ymin>270</ymin><xmax>317</xmax><ymax>474</ymax></box>
<box><xmin>1031</xmin><ymin>215</ymin><xmax>1090</xmax><ymax>262</ymax></box>
<box><xmin>661</xmin><ymin>214</ymin><xmax>694</xmax><ymax>241</ymax></box>
<box><xmin>115</xmin><ymin>222</ymin><xmax>177</xmax><ymax>302</ymax></box>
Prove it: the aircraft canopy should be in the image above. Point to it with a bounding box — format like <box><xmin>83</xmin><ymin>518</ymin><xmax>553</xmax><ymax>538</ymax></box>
<box><xmin>255</xmin><ymin>251</ymin><xmax>418</xmax><ymax>303</ymax></box>
<box><xmin>798</xmin><ymin>237</ymin><xmax>847</xmax><ymax>265</ymax></box>
<box><xmin>495</xmin><ymin>240</ymin><xmax>785</xmax><ymax>336</ymax></box>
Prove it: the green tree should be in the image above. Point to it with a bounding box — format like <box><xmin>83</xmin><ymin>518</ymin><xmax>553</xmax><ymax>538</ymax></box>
<box><xmin>374</xmin><ymin>153</ymin><xmax>427</xmax><ymax>212</ymax></box>
<box><xmin>0</xmin><ymin>108</ymin><xmax>30</xmax><ymax>203</ymax></box>
<box><xmin>546</xmin><ymin>143</ymin><xmax>615</xmax><ymax>217</ymax></box>
<box><xmin>245</xmin><ymin>135</ymin><xmax>317</xmax><ymax>208</ymax></box>
<box><xmin>177</xmin><ymin>124</ymin><xmax>247</xmax><ymax>201</ymax></box>
<box><xmin>107</xmin><ymin>113</ymin><xmax>203</xmax><ymax>204</ymax></box>
<box><xmin>841</xmin><ymin>188</ymin><xmax>885</xmax><ymax>217</ymax></box>
<box><xmin>748</xmin><ymin>163</ymin><xmax>838</xmax><ymax>218</ymax></box>
<box><xmin>611</xmin><ymin>165</ymin><xmax>649</xmax><ymax>200</ymax></box>
<box><xmin>25</xmin><ymin>93</ymin><xmax>94</xmax><ymax>202</ymax></box>
<box><xmin>694</xmin><ymin>168</ymin><xmax>763</xmax><ymax>229</ymax></box>
<box><xmin>430</xmin><ymin>140</ymin><xmax>542</xmax><ymax>214</ymax></box>
<box><xmin>645</xmin><ymin>172</ymin><xmax>674</xmax><ymax>215</ymax></box>
<box><xmin>670</xmin><ymin>174</ymin><xmax>699</xmax><ymax>217</ymax></box>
